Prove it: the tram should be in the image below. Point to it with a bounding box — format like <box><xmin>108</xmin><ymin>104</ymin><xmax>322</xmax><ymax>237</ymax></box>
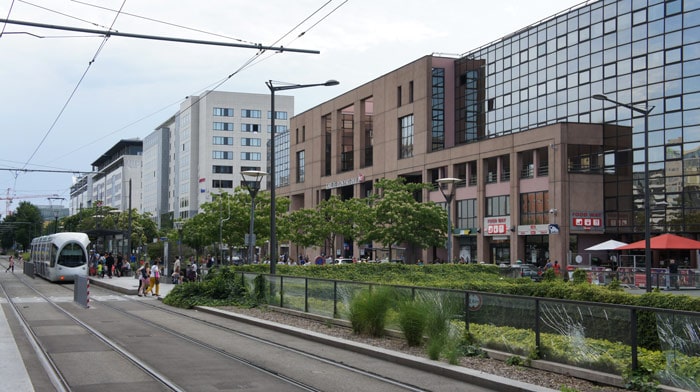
<box><xmin>30</xmin><ymin>232</ymin><xmax>90</xmax><ymax>282</ymax></box>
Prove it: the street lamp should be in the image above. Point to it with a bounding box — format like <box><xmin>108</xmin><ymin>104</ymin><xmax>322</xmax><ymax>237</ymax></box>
<box><xmin>266</xmin><ymin>79</ymin><xmax>339</xmax><ymax>275</ymax></box>
<box><xmin>241</xmin><ymin>170</ymin><xmax>267</xmax><ymax>265</ymax></box>
<box><xmin>437</xmin><ymin>177</ymin><xmax>461</xmax><ymax>263</ymax></box>
<box><xmin>593</xmin><ymin>94</ymin><xmax>655</xmax><ymax>292</ymax></box>
<box><xmin>174</xmin><ymin>220</ymin><xmax>183</xmax><ymax>261</ymax></box>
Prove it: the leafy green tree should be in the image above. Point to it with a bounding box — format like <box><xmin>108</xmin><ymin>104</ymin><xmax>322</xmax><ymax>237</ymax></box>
<box><xmin>1</xmin><ymin>202</ymin><xmax>43</xmax><ymax>250</ymax></box>
<box><xmin>367</xmin><ymin>178</ymin><xmax>447</xmax><ymax>263</ymax></box>
<box><xmin>285</xmin><ymin>195</ymin><xmax>373</xmax><ymax>256</ymax></box>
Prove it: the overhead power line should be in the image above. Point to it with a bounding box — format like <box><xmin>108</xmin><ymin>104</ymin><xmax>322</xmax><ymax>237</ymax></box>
<box><xmin>0</xmin><ymin>18</ymin><xmax>321</xmax><ymax>53</ymax></box>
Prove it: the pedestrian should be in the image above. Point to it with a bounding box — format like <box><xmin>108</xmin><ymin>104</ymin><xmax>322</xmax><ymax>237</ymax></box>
<box><xmin>5</xmin><ymin>255</ymin><xmax>14</xmax><ymax>273</ymax></box>
<box><xmin>669</xmin><ymin>259</ymin><xmax>679</xmax><ymax>290</ymax></box>
<box><xmin>138</xmin><ymin>262</ymin><xmax>150</xmax><ymax>296</ymax></box>
<box><xmin>553</xmin><ymin>260</ymin><xmax>561</xmax><ymax>277</ymax></box>
<box><xmin>105</xmin><ymin>252</ymin><xmax>115</xmax><ymax>279</ymax></box>
<box><xmin>145</xmin><ymin>258</ymin><xmax>161</xmax><ymax>297</ymax></box>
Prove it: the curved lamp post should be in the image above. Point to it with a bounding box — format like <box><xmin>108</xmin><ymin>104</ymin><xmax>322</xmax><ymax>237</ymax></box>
<box><xmin>266</xmin><ymin>79</ymin><xmax>339</xmax><ymax>275</ymax></box>
<box><xmin>437</xmin><ymin>177</ymin><xmax>461</xmax><ymax>263</ymax></box>
<box><xmin>593</xmin><ymin>94</ymin><xmax>655</xmax><ymax>293</ymax></box>
<box><xmin>241</xmin><ymin>170</ymin><xmax>267</xmax><ymax>265</ymax></box>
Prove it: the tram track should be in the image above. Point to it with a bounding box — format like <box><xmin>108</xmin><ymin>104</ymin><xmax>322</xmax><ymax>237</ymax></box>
<box><xmin>3</xmin><ymin>269</ymin><xmax>482</xmax><ymax>392</ymax></box>
<box><xmin>1</xmin><ymin>271</ymin><xmax>184</xmax><ymax>391</ymax></box>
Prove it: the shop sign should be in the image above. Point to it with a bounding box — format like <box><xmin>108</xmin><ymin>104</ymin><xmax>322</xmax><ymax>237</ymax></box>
<box><xmin>570</xmin><ymin>211</ymin><xmax>605</xmax><ymax>232</ymax></box>
<box><xmin>517</xmin><ymin>224</ymin><xmax>549</xmax><ymax>235</ymax></box>
<box><xmin>483</xmin><ymin>216</ymin><xmax>511</xmax><ymax>236</ymax></box>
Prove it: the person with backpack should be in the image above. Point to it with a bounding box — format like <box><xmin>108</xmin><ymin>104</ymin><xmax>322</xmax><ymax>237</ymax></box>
<box><xmin>138</xmin><ymin>262</ymin><xmax>150</xmax><ymax>297</ymax></box>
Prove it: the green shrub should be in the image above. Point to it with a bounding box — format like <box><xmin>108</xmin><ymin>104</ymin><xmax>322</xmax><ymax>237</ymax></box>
<box><xmin>348</xmin><ymin>286</ymin><xmax>396</xmax><ymax>337</ymax></box>
<box><xmin>397</xmin><ymin>300</ymin><xmax>428</xmax><ymax>347</ymax></box>
<box><xmin>571</xmin><ymin>269</ymin><xmax>587</xmax><ymax>285</ymax></box>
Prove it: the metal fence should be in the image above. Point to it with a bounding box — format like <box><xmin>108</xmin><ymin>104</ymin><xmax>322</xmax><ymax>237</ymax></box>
<box><xmin>237</xmin><ymin>271</ymin><xmax>700</xmax><ymax>391</ymax></box>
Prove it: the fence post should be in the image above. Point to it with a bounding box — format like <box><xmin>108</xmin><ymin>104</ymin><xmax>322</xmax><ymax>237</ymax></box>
<box><xmin>304</xmin><ymin>278</ymin><xmax>309</xmax><ymax>313</ymax></box>
<box><xmin>631</xmin><ymin>308</ymin><xmax>638</xmax><ymax>371</ymax></box>
<box><xmin>534</xmin><ymin>298</ymin><xmax>541</xmax><ymax>355</ymax></box>
<box><xmin>464</xmin><ymin>292</ymin><xmax>470</xmax><ymax>331</ymax></box>
<box><xmin>333</xmin><ymin>281</ymin><xmax>338</xmax><ymax>318</ymax></box>
<box><xmin>279</xmin><ymin>276</ymin><xmax>284</xmax><ymax>307</ymax></box>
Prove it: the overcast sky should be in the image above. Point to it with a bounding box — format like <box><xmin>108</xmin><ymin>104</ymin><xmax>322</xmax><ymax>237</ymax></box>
<box><xmin>0</xmin><ymin>0</ymin><xmax>583</xmax><ymax>212</ymax></box>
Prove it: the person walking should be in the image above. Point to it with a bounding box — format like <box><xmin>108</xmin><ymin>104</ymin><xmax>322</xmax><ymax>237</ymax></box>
<box><xmin>5</xmin><ymin>255</ymin><xmax>14</xmax><ymax>273</ymax></box>
<box><xmin>145</xmin><ymin>259</ymin><xmax>161</xmax><ymax>297</ymax></box>
<box><xmin>138</xmin><ymin>262</ymin><xmax>150</xmax><ymax>297</ymax></box>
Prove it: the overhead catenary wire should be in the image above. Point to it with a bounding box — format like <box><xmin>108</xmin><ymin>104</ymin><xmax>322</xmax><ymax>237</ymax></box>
<box><xmin>1</xmin><ymin>0</ymin><xmax>349</xmax><ymax>201</ymax></box>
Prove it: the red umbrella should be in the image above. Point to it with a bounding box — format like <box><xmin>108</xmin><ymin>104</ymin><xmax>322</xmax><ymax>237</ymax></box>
<box><xmin>616</xmin><ymin>233</ymin><xmax>700</xmax><ymax>250</ymax></box>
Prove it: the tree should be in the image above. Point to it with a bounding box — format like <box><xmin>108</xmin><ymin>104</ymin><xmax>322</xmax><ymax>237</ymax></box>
<box><xmin>285</xmin><ymin>195</ymin><xmax>373</xmax><ymax>257</ymax></box>
<box><xmin>367</xmin><ymin>178</ymin><xmax>447</xmax><ymax>263</ymax></box>
<box><xmin>1</xmin><ymin>202</ymin><xmax>43</xmax><ymax>251</ymax></box>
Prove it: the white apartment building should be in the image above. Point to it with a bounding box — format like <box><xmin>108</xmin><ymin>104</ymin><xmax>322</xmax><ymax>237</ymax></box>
<box><xmin>171</xmin><ymin>91</ymin><xmax>294</xmax><ymax>221</ymax></box>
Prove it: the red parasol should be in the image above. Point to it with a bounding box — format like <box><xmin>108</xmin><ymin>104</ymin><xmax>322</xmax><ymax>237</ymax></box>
<box><xmin>616</xmin><ymin>233</ymin><xmax>700</xmax><ymax>250</ymax></box>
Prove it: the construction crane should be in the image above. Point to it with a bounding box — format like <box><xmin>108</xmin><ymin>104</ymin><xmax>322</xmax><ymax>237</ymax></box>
<box><xmin>1</xmin><ymin>188</ymin><xmax>60</xmax><ymax>217</ymax></box>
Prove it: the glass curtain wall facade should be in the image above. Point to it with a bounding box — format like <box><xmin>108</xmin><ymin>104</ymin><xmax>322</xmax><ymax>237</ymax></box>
<box><xmin>456</xmin><ymin>0</ymin><xmax>700</xmax><ymax>238</ymax></box>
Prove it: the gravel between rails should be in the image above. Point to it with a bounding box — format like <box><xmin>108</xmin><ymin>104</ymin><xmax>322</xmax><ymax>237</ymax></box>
<box><xmin>217</xmin><ymin>306</ymin><xmax>630</xmax><ymax>392</ymax></box>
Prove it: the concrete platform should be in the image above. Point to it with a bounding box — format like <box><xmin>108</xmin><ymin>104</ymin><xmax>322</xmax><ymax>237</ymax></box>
<box><xmin>88</xmin><ymin>274</ymin><xmax>177</xmax><ymax>297</ymax></box>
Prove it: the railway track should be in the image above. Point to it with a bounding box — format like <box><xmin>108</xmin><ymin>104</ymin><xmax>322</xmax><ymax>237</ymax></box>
<box><xmin>1</xmin><ymin>267</ymin><xmax>500</xmax><ymax>392</ymax></box>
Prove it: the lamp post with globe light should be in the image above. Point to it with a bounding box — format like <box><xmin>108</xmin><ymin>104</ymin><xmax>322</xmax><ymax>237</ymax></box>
<box><xmin>241</xmin><ymin>170</ymin><xmax>267</xmax><ymax>265</ymax></box>
<box><xmin>437</xmin><ymin>177</ymin><xmax>461</xmax><ymax>263</ymax></box>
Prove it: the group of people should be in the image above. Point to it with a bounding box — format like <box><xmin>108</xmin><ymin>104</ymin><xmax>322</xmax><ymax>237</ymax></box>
<box><xmin>90</xmin><ymin>251</ymin><xmax>130</xmax><ymax>278</ymax></box>
<box><xmin>169</xmin><ymin>256</ymin><xmax>201</xmax><ymax>285</ymax></box>
<box><xmin>136</xmin><ymin>258</ymin><xmax>162</xmax><ymax>297</ymax></box>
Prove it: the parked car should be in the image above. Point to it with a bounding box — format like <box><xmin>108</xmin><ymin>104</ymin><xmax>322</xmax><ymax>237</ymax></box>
<box><xmin>506</xmin><ymin>264</ymin><xmax>542</xmax><ymax>281</ymax></box>
<box><xmin>333</xmin><ymin>258</ymin><xmax>354</xmax><ymax>265</ymax></box>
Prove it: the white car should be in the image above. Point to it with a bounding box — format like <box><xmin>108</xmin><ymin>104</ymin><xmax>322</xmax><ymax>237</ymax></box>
<box><xmin>334</xmin><ymin>258</ymin><xmax>354</xmax><ymax>265</ymax></box>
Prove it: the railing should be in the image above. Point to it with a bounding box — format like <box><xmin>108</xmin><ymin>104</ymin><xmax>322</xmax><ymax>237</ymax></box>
<box><xmin>236</xmin><ymin>271</ymin><xmax>700</xmax><ymax>391</ymax></box>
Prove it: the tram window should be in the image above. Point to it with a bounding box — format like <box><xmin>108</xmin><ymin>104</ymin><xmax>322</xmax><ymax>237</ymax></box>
<box><xmin>58</xmin><ymin>243</ymin><xmax>86</xmax><ymax>267</ymax></box>
<box><xmin>50</xmin><ymin>244</ymin><xmax>58</xmax><ymax>267</ymax></box>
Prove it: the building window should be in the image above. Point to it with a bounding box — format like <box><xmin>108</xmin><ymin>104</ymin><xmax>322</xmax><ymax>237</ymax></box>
<box><xmin>213</xmin><ymin>122</ymin><xmax>234</xmax><ymax>131</ymax></box>
<box><xmin>431</xmin><ymin>68</ymin><xmax>445</xmax><ymax>151</ymax></box>
<box><xmin>468</xmin><ymin>160</ymin><xmax>477</xmax><ymax>186</ymax></box>
<box><xmin>241</xmin><ymin>109</ymin><xmax>261</xmax><ymax>118</ymax></box>
<box><xmin>486</xmin><ymin>195</ymin><xmax>510</xmax><ymax>217</ymax></box>
<box><xmin>212</xmin><ymin>136</ymin><xmax>233</xmax><ymax>145</ymax></box>
<box><xmin>212</xmin><ymin>151</ymin><xmax>233</xmax><ymax>160</ymax></box>
<box><xmin>241</xmin><ymin>123</ymin><xmax>260</xmax><ymax>133</ymax></box>
<box><xmin>397</xmin><ymin>85</ymin><xmax>402</xmax><ymax>107</ymax></box>
<box><xmin>521</xmin><ymin>151</ymin><xmax>534</xmax><ymax>178</ymax></box>
<box><xmin>268</xmin><ymin>110</ymin><xmax>288</xmax><ymax>120</ymax></box>
<box><xmin>213</xmin><ymin>107</ymin><xmax>234</xmax><ymax>116</ymax></box>
<box><xmin>241</xmin><ymin>152</ymin><xmax>261</xmax><ymax>161</ymax></box>
<box><xmin>500</xmin><ymin>155</ymin><xmax>510</xmax><ymax>181</ymax></box>
<box><xmin>409</xmin><ymin>80</ymin><xmax>414</xmax><ymax>103</ymax></box>
<box><xmin>399</xmin><ymin>114</ymin><xmax>414</xmax><ymax>159</ymax></box>
<box><xmin>485</xmin><ymin>157</ymin><xmax>498</xmax><ymax>183</ymax></box>
<box><xmin>212</xmin><ymin>180</ymin><xmax>233</xmax><ymax>189</ymax></box>
<box><xmin>241</xmin><ymin>138</ymin><xmax>261</xmax><ymax>147</ymax></box>
<box><xmin>520</xmin><ymin>191</ymin><xmax>549</xmax><ymax>224</ymax></box>
<box><xmin>212</xmin><ymin>165</ymin><xmax>233</xmax><ymax>174</ymax></box>
<box><xmin>267</xmin><ymin>124</ymin><xmax>288</xmax><ymax>133</ymax></box>
<box><xmin>457</xmin><ymin>199</ymin><xmax>477</xmax><ymax>229</ymax></box>
<box><xmin>296</xmin><ymin>150</ymin><xmax>305</xmax><ymax>183</ymax></box>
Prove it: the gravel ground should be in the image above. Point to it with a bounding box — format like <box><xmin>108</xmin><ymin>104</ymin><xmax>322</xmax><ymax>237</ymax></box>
<box><xmin>218</xmin><ymin>306</ymin><xmax>629</xmax><ymax>392</ymax></box>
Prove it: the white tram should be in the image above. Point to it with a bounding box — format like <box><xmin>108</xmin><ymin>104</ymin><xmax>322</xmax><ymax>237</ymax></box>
<box><xmin>30</xmin><ymin>232</ymin><xmax>90</xmax><ymax>282</ymax></box>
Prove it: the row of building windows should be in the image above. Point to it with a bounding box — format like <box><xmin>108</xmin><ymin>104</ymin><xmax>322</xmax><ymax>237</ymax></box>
<box><xmin>213</xmin><ymin>122</ymin><xmax>289</xmax><ymax>133</ymax></box>
<box><xmin>214</xmin><ymin>107</ymin><xmax>290</xmax><ymax>119</ymax></box>
<box><xmin>212</xmin><ymin>136</ymin><xmax>261</xmax><ymax>146</ymax></box>
<box><xmin>212</xmin><ymin>151</ymin><xmax>262</xmax><ymax>161</ymax></box>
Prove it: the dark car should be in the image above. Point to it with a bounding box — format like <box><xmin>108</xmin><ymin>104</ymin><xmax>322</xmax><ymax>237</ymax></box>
<box><xmin>507</xmin><ymin>264</ymin><xmax>542</xmax><ymax>281</ymax></box>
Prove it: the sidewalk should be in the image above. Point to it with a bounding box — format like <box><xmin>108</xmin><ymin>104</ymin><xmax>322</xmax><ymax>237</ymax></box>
<box><xmin>88</xmin><ymin>274</ymin><xmax>177</xmax><ymax>297</ymax></box>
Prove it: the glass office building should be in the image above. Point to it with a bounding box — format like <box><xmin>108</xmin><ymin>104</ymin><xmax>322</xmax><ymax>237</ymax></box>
<box><xmin>453</xmin><ymin>0</ymin><xmax>700</xmax><ymax>240</ymax></box>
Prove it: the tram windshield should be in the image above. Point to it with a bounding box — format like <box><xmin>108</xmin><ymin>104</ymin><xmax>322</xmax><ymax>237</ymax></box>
<box><xmin>58</xmin><ymin>243</ymin><xmax>87</xmax><ymax>267</ymax></box>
